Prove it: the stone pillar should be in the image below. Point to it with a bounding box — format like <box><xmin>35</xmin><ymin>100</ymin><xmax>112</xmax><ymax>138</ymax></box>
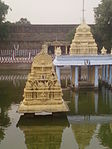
<box><xmin>65</xmin><ymin>46</ymin><xmax>68</xmax><ymax>55</ymax></box>
<box><xmin>70</xmin><ymin>66</ymin><xmax>72</xmax><ymax>82</ymax></box>
<box><xmin>54</xmin><ymin>46</ymin><xmax>57</xmax><ymax>55</ymax></box>
<box><xmin>28</xmin><ymin>52</ymin><xmax>31</xmax><ymax>60</ymax></box>
<box><xmin>56</xmin><ymin>66</ymin><xmax>61</xmax><ymax>84</ymax></box>
<box><xmin>102</xmin><ymin>65</ymin><xmax>105</xmax><ymax>82</ymax></box>
<box><xmin>105</xmin><ymin>65</ymin><xmax>108</xmax><ymax>83</ymax></box>
<box><xmin>75</xmin><ymin>66</ymin><xmax>79</xmax><ymax>89</ymax></box>
<box><xmin>94</xmin><ymin>65</ymin><xmax>99</xmax><ymax>88</ymax></box>
<box><xmin>108</xmin><ymin>65</ymin><xmax>111</xmax><ymax>86</ymax></box>
<box><xmin>71</xmin><ymin>66</ymin><xmax>75</xmax><ymax>86</ymax></box>
<box><xmin>88</xmin><ymin>66</ymin><xmax>95</xmax><ymax>84</ymax></box>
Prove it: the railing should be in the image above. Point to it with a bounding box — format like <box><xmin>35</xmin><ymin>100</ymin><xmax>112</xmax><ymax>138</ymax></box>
<box><xmin>0</xmin><ymin>49</ymin><xmax>39</xmax><ymax>64</ymax></box>
<box><xmin>0</xmin><ymin>56</ymin><xmax>33</xmax><ymax>64</ymax></box>
<box><xmin>0</xmin><ymin>49</ymin><xmax>39</xmax><ymax>57</ymax></box>
<box><xmin>0</xmin><ymin>74</ymin><xmax>27</xmax><ymax>81</ymax></box>
<box><xmin>0</xmin><ymin>49</ymin><xmax>56</xmax><ymax>63</ymax></box>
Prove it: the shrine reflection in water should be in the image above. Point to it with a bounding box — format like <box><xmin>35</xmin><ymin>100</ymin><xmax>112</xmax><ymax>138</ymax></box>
<box><xmin>0</xmin><ymin>71</ymin><xmax>112</xmax><ymax>149</ymax></box>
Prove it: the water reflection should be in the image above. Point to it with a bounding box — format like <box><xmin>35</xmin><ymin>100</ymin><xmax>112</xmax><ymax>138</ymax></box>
<box><xmin>0</xmin><ymin>79</ymin><xmax>25</xmax><ymax>143</ymax></box>
<box><xmin>0</xmin><ymin>128</ymin><xmax>5</xmax><ymax>143</ymax></box>
<box><xmin>98</xmin><ymin>124</ymin><xmax>112</xmax><ymax>149</ymax></box>
<box><xmin>72</xmin><ymin>123</ymin><xmax>96</xmax><ymax>149</ymax></box>
<box><xmin>0</xmin><ymin>72</ymin><xmax>112</xmax><ymax>149</ymax></box>
<box><xmin>63</xmin><ymin>87</ymin><xmax>112</xmax><ymax>115</ymax></box>
<box><xmin>17</xmin><ymin>115</ymin><xmax>69</xmax><ymax>149</ymax></box>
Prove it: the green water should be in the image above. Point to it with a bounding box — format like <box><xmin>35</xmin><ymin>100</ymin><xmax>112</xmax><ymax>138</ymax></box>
<box><xmin>0</xmin><ymin>71</ymin><xmax>112</xmax><ymax>149</ymax></box>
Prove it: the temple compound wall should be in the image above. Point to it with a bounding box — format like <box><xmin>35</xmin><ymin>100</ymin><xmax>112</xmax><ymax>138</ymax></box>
<box><xmin>0</xmin><ymin>24</ymin><xmax>76</xmax><ymax>50</ymax></box>
<box><xmin>0</xmin><ymin>24</ymin><xmax>94</xmax><ymax>56</ymax></box>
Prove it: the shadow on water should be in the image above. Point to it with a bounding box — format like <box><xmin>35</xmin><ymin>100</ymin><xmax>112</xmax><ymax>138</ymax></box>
<box><xmin>17</xmin><ymin>115</ymin><xmax>69</xmax><ymax>149</ymax></box>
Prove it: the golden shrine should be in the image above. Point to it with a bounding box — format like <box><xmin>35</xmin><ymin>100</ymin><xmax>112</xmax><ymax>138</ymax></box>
<box><xmin>18</xmin><ymin>47</ymin><xmax>68</xmax><ymax>114</ymax></box>
<box><xmin>101</xmin><ymin>46</ymin><xmax>107</xmax><ymax>55</ymax></box>
<box><xmin>55</xmin><ymin>47</ymin><xmax>62</xmax><ymax>56</ymax></box>
<box><xmin>70</xmin><ymin>21</ymin><xmax>98</xmax><ymax>55</ymax></box>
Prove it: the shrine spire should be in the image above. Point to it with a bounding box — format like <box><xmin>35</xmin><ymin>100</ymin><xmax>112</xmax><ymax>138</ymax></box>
<box><xmin>82</xmin><ymin>0</ymin><xmax>85</xmax><ymax>22</ymax></box>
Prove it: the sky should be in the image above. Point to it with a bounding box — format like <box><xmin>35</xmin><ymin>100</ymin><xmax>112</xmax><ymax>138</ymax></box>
<box><xmin>4</xmin><ymin>0</ymin><xmax>101</xmax><ymax>24</ymax></box>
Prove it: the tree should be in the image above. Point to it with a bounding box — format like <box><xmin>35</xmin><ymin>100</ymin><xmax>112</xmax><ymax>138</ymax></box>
<box><xmin>94</xmin><ymin>0</ymin><xmax>112</xmax><ymax>52</ymax></box>
<box><xmin>0</xmin><ymin>0</ymin><xmax>10</xmax><ymax>40</ymax></box>
<box><xmin>66</xmin><ymin>27</ymin><xmax>76</xmax><ymax>43</ymax></box>
<box><xmin>0</xmin><ymin>0</ymin><xmax>9</xmax><ymax>23</ymax></box>
<box><xmin>16</xmin><ymin>18</ymin><xmax>31</xmax><ymax>25</ymax></box>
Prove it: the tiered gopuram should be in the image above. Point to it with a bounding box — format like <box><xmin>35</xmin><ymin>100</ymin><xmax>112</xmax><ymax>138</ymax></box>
<box><xmin>18</xmin><ymin>47</ymin><xmax>68</xmax><ymax>114</ymax></box>
<box><xmin>70</xmin><ymin>21</ymin><xmax>98</xmax><ymax>55</ymax></box>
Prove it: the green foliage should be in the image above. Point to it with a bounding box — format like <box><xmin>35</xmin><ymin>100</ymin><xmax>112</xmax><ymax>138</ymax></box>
<box><xmin>0</xmin><ymin>21</ymin><xmax>11</xmax><ymax>40</ymax></box>
<box><xmin>16</xmin><ymin>18</ymin><xmax>31</xmax><ymax>25</ymax></box>
<box><xmin>66</xmin><ymin>27</ymin><xmax>76</xmax><ymax>43</ymax></box>
<box><xmin>98</xmin><ymin>124</ymin><xmax>112</xmax><ymax>149</ymax></box>
<box><xmin>0</xmin><ymin>0</ymin><xmax>9</xmax><ymax>23</ymax></box>
<box><xmin>0</xmin><ymin>0</ymin><xmax>10</xmax><ymax>40</ymax></box>
<box><xmin>94</xmin><ymin>0</ymin><xmax>112</xmax><ymax>52</ymax></box>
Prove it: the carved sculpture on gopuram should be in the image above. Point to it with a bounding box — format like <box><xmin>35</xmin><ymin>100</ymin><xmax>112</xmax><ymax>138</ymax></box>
<box><xmin>18</xmin><ymin>47</ymin><xmax>68</xmax><ymax>114</ymax></box>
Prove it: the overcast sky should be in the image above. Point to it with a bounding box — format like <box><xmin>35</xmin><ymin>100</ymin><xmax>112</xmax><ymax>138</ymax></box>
<box><xmin>4</xmin><ymin>0</ymin><xmax>101</xmax><ymax>24</ymax></box>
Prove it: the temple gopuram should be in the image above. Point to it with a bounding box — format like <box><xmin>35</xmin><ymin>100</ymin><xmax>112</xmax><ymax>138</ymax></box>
<box><xmin>54</xmin><ymin>21</ymin><xmax>112</xmax><ymax>90</ymax></box>
<box><xmin>18</xmin><ymin>46</ymin><xmax>68</xmax><ymax>114</ymax></box>
<box><xmin>70</xmin><ymin>21</ymin><xmax>97</xmax><ymax>55</ymax></box>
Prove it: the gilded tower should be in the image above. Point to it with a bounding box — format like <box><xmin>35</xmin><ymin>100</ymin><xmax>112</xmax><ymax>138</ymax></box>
<box><xmin>18</xmin><ymin>47</ymin><xmax>68</xmax><ymax>114</ymax></box>
<box><xmin>70</xmin><ymin>21</ymin><xmax>98</xmax><ymax>55</ymax></box>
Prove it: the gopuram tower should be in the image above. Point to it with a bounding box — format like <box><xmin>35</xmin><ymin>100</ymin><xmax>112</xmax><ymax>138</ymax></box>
<box><xmin>70</xmin><ymin>21</ymin><xmax>98</xmax><ymax>55</ymax></box>
<box><xmin>70</xmin><ymin>0</ymin><xmax>98</xmax><ymax>55</ymax></box>
<box><xmin>68</xmin><ymin>0</ymin><xmax>98</xmax><ymax>89</ymax></box>
<box><xmin>18</xmin><ymin>46</ymin><xmax>68</xmax><ymax>114</ymax></box>
<box><xmin>54</xmin><ymin>0</ymin><xmax>112</xmax><ymax>90</ymax></box>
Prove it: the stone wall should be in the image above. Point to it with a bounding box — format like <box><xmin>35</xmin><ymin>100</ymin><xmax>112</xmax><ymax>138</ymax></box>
<box><xmin>0</xmin><ymin>24</ymin><xmax>78</xmax><ymax>50</ymax></box>
<box><xmin>0</xmin><ymin>24</ymin><xmax>95</xmax><ymax>51</ymax></box>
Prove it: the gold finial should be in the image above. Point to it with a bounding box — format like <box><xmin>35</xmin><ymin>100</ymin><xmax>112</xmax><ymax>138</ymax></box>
<box><xmin>55</xmin><ymin>47</ymin><xmax>61</xmax><ymax>56</ymax></box>
<box><xmin>82</xmin><ymin>0</ymin><xmax>85</xmax><ymax>22</ymax></box>
<box><xmin>101</xmin><ymin>47</ymin><xmax>107</xmax><ymax>55</ymax></box>
<box><xmin>41</xmin><ymin>44</ymin><xmax>48</xmax><ymax>54</ymax></box>
<box><xmin>111</xmin><ymin>48</ymin><xmax>112</xmax><ymax>55</ymax></box>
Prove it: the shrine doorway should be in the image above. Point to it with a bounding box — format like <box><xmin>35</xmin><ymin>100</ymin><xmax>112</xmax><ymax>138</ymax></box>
<box><xmin>48</xmin><ymin>46</ymin><xmax>55</xmax><ymax>55</ymax></box>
